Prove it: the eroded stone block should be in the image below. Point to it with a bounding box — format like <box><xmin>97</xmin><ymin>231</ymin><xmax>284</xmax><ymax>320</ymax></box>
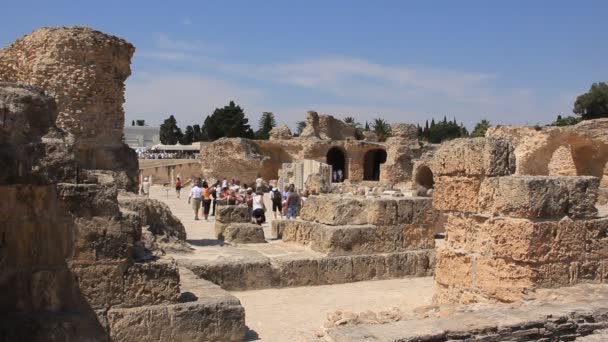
<box><xmin>223</xmin><ymin>223</ymin><xmax>266</xmax><ymax>244</ymax></box>
<box><xmin>430</xmin><ymin>137</ymin><xmax>515</xmax><ymax>177</ymax></box>
<box><xmin>478</xmin><ymin>176</ymin><xmax>599</xmax><ymax>219</ymax></box>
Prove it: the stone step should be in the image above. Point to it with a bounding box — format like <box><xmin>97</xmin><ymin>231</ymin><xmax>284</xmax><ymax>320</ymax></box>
<box><xmin>105</xmin><ymin>267</ymin><xmax>247</xmax><ymax>341</ymax></box>
<box><xmin>175</xmin><ymin>243</ymin><xmax>434</xmax><ymax>291</ymax></box>
<box><xmin>275</xmin><ymin>220</ymin><xmax>435</xmax><ymax>256</ymax></box>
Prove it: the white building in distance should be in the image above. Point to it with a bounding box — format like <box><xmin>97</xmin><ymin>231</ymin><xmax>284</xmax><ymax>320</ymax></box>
<box><xmin>124</xmin><ymin>120</ymin><xmax>160</xmax><ymax>149</ymax></box>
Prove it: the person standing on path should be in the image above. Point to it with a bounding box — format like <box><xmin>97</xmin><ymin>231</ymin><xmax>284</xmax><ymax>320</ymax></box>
<box><xmin>270</xmin><ymin>187</ymin><xmax>282</xmax><ymax>220</ymax></box>
<box><xmin>141</xmin><ymin>177</ymin><xmax>151</xmax><ymax>197</ymax></box>
<box><xmin>175</xmin><ymin>177</ymin><xmax>182</xmax><ymax>198</ymax></box>
<box><xmin>285</xmin><ymin>184</ymin><xmax>300</xmax><ymax>220</ymax></box>
<box><xmin>201</xmin><ymin>181</ymin><xmax>212</xmax><ymax>221</ymax></box>
<box><xmin>188</xmin><ymin>181</ymin><xmax>203</xmax><ymax>220</ymax></box>
<box><xmin>251</xmin><ymin>190</ymin><xmax>266</xmax><ymax>225</ymax></box>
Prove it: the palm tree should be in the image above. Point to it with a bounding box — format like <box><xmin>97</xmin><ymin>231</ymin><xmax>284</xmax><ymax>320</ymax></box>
<box><xmin>343</xmin><ymin>116</ymin><xmax>356</xmax><ymax>124</ymax></box>
<box><xmin>372</xmin><ymin>118</ymin><xmax>391</xmax><ymax>142</ymax></box>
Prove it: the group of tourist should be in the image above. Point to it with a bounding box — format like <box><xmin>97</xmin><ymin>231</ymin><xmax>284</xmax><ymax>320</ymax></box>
<box><xmin>180</xmin><ymin>177</ymin><xmax>308</xmax><ymax>225</ymax></box>
<box><xmin>332</xmin><ymin>169</ymin><xmax>344</xmax><ymax>183</ymax></box>
<box><xmin>137</xmin><ymin>150</ymin><xmax>198</xmax><ymax>160</ymax></box>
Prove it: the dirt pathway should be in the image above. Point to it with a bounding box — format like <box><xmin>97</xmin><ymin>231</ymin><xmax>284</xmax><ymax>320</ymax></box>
<box><xmin>150</xmin><ymin>185</ymin><xmax>436</xmax><ymax>341</ymax></box>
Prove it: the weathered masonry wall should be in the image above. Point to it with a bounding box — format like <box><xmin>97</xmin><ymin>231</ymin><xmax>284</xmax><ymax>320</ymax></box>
<box><xmin>0</xmin><ymin>26</ymin><xmax>139</xmax><ymax>191</ymax></box>
<box><xmin>431</xmin><ymin>137</ymin><xmax>608</xmax><ymax>304</ymax></box>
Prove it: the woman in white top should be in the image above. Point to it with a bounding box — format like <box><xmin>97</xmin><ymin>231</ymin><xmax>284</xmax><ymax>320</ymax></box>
<box><xmin>251</xmin><ymin>190</ymin><xmax>266</xmax><ymax>225</ymax></box>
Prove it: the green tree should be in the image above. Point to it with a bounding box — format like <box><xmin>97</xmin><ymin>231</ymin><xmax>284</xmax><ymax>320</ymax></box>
<box><xmin>180</xmin><ymin>125</ymin><xmax>194</xmax><ymax>144</ymax></box>
<box><xmin>295</xmin><ymin>121</ymin><xmax>306</xmax><ymax>137</ymax></box>
<box><xmin>372</xmin><ymin>118</ymin><xmax>392</xmax><ymax>142</ymax></box>
<box><xmin>192</xmin><ymin>124</ymin><xmax>203</xmax><ymax>141</ymax></box>
<box><xmin>343</xmin><ymin>116</ymin><xmax>355</xmax><ymax>124</ymax></box>
<box><xmin>255</xmin><ymin>112</ymin><xmax>276</xmax><ymax>140</ymax></box>
<box><xmin>470</xmin><ymin>119</ymin><xmax>492</xmax><ymax>137</ymax></box>
<box><xmin>159</xmin><ymin>115</ymin><xmax>183</xmax><ymax>145</ymax></box>
<box><xmin>574</xmin><ymin>82</ymin><xmax>608</xmax><ymax>120</ymax></box>
<box><xmin>551</xmin><ymin>115</ymin><xmax>581</xmax><ymax>126</ymax></box>
<box><xmin>343</xmin><ymin>116</ymin><xmax>364</xmax><ymax>140</ymax></box>
<box><xmin>201</xmin><ymin>101</ymin><xmax>254</xmax><ymax>141</ymax></box>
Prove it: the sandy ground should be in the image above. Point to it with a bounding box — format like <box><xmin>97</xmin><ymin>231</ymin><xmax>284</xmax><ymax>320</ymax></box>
<box><xmin>149</xmin><ymin>185</ymin><xmax>436</xmax><ymax>341</ymax></box>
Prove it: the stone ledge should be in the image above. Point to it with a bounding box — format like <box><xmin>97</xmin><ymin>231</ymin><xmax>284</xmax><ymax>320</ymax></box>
<box><xmin>318</xmin><ymin>284</ymin><xmax>608</xmax><ymax>342</ymax></box>
<box><xmin>177</xmin><ymin>249</ymin><xmax>435</xmax><ymax>291</ymax></box>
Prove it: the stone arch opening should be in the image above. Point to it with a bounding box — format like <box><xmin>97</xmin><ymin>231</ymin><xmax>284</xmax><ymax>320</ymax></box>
<box><xmin>415</xmin><ymin>165</ymin><xmax>434</xmax><ymax>189</ymax></box>
<box><xmin>327</xmin><ymin>147</ymin><xmax>346</xmax><ymax>182</ymax></box>
<box><xmin>363</xmin><ymin>149</ymin><xmax>387</xmax><ymax>181</ymax></box>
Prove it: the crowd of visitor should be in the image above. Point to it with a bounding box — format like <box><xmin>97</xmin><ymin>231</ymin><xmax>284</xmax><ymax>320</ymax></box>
<box><xmin>137</xmin><ymin>150</ymin><xmax>199</xmax><ymax>160</ymax></box>
<box><xmin>183</xmin><ymin>177</ymin><xmax>309</xmax><ymax>225</ymax></box>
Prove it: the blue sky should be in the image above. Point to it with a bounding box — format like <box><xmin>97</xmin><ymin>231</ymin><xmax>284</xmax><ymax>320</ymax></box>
<box><xmin>2</xmin><ymin>1</ymin><xmax>607</xmax><ymax>130</ymax></box>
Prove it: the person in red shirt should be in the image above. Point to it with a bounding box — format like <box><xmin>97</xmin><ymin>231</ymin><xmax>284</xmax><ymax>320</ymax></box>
<box><xmin>175</xmin><ymin>177</ymin><xmax>182</xmax><ymax>198</ymax></box>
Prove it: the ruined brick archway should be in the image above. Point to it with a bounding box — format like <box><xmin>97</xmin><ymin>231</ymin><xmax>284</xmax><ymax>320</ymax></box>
<box><xmin>363</xmin><ymin>148</ymin><xmax>387</xmax><ymax>181</ymax></box>
<box><xmin>327</xmin><ymin>147</ymin><xmax>346</xmax><ymax>182</ymax></box>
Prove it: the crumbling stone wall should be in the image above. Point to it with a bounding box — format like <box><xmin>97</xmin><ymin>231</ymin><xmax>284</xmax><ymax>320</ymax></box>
<box><xmin>431</xmin><ymin>137</ymin><xmax>608</xmax><ymax>304</ymax></box>
<box><xmin>0</xmin><ymin>27</ymin><xmax>138</xmax><ymax>191</ymax></box>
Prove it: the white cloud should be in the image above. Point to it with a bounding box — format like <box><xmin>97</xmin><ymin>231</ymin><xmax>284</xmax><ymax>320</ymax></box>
<box><xmin>124</xmin><ymin>72</ymin><xmax>267</xmax><ymax>127</ymax></box>
<box><xmin>126</xmin><ymin>37</ymin><xmax>573</xmax><ymax>130</ymax></box>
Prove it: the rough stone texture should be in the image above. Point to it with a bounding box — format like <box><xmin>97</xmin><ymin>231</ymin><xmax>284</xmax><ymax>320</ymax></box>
<box><xmin>317</xmin><ymin>283</ymin><xmax>608</xmax><ymax>342</ymax></box>
<box><xmin>478</xmin><ymin>176</ymin><xmax>599</xmax><ymax>218</ymax></box>
<box><xmin>305</xmin><ymin>172</ymin><xmax>331</xmax><ymax>195</ymax></box>
<box><xmin>214</xmin><ymin>204</ymin><xmax>251</xmax><ymax>239</ymax></box>
<box><xmin>487</xmin><ymin>120</ymin><xmax>608</xmax><ymax>185</ymax></box>
<box><xmin>431</xmin><ymin>134</ymin><xmax>608</xmax><ymax>305</ymax></box>
<box><xmin>118</xmin><ymin>192</ymin><xmax>189</xmax><ymax>252</ymax></box>
<box><xmin>224</xmin><ymin>223</ymin><xmax>266</xmax><ymax>243</ymax></box>
<box><xmin>430</xmin><ymin>137</ymin><xmax>516</xmax><ymax>177</ymax></box>
<box><xmin>280</xmin><ymin>221</ymin><xmax>435</xmax><ymax>256</ymax></box>
<box><xmin>300</xmin><ymin>196</ymin><xmax>369</xmax><ymax>225</ymax></box>
<box><xmin>390</xmin><ymin>123</ymin><xmax>418</xmax><ymax>140</ymax></box>
<box><xmin>301</xmin><ymin>195</ymin><xmax>436</xmax><ymax>226</ymax></box>
<box><xmin>300</xmin><ymin>111</ymin><xmax>356</xmax><ymax>140</ymax></box>
<box><xmin>180</xmin><ymin>249</ymin><xmax>434</xmax><ymax>291</ymax></box>
<box><xmin>0</xmin><ymin>27</ymin><xmax>133</xmax><ymax>145</ymax></box>
<box><xmin>199</xmin><ymin>137</ymin><xmax>268</xmax><ymax>185</ymax></box>
<box><xmin>269</xmin><ymin>124</ymin><xmax>292</xmax><ymax>140</ymax></box>
<box><xmin>0</xmin><ymin>33</ymin><xmax>217</xmax><ymax>340</ymax></box>
<box><xmin>0</xmin><ymin>27</ymin><xmax>139</xmax><ymax>191</ymax></box>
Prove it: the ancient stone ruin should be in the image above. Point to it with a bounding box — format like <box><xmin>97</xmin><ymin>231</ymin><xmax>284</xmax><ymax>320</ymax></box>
<box><xmin>199</xmin><ymin>110</ymin><xmax>432</xmax><ymax>189</ymax></box>
<box><xmin>3</xmin><ymin>25</ymin><xmax>608</xmax><ymax>342</ymax></box>
<box><xmin>0</xmin><ymin>28</ymin><xmax>246</xmax><ymax>341</ymax></box>
<box><xmin>0</xmin><ymin>27</ymin><xmax>139</xmax><ymax>191</ymax></box>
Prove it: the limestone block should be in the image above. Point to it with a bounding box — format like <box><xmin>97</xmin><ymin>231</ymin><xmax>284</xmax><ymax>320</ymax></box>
<box><xmin>351</xmin><ymin>254</ymin><xmax>388</xmax><ymax>281</ymax></box>
<box><xmin>118</xmin><ymin>194</ymin><xmax>186</xmax><ymax>240</ymax></box>
<box><xmin>430</xmin><ymin>137</ymin><xmax>515</xmax><ymax>177</ymax></box>
<box><xmin>300</xmin><ymin>196</ymin><xmax>368</xmax><ymax>225</ymax></box>
<box><xmin>445</xmin><ymin>213</ymin><xmax>596</xmax><ymax>263</ymax></box>
<box><xmin>268</xmin><ymin>125</ymin><xmax>292</xmax><ymax>140</ymax></box>
<box><xmin>71</xmin><ymin>217</ymin><xmax>136</xmax><ymax>262</ymax></box>
<box><xmin>106</xmin><ymin>300</ymin><xmax>246</xmax><ymax>342</ymax></box>
<box><xmin>478</xmin><ymin>176</ymin><xmax>599</xmax><ymax>219</ymax></box>
<box><xmin>366</xmin><ymin>199</ymin><xmax>398</xmax><ymax>226</ymax></box>
<box><xmin>433</xmin><ymin>176</ymin><xmax>482</xmax><ymax>212</ymax></box>
<box><xmin>271</xmin><ymin>220</ymin><xmax>285</xmax><ymax>239</ymax></box>
<box><xmin>274</xmin><ymin>258</ymin><xmax>319</xmax><ymax>287</ymax></box>
<box><xmin>223</xmin><ymin>223</ymin><xmax>266</xmax><ymax>243</ymax></box>
<box><xmin>0</xmin><ymin>83</ymin><xmax>57</xmax><ymax>145</ymax></box>
<box><xmin>58</xmin><ymin>183</ymin><xmax>119</xmax><ymax>218</ymax></box>
<box><xmin>122</xmin><ymin>258</ymin><xmax>180</xmax><ymax>307</ymax></box>
<box><xmin>473</xmin><ymin>256</ymin><xmax>537</xmax><ymax>302</ymax></box>
<box><xmin>318</xmin><ymin>257</ymin><xmax>353</xmax><ymax>284</ymax></box>
<box><xmin>434</xmin><ymin>248</ymin><xmax>474</xmax><ymax>289</ymax></box>
<box><xmin>69</xmin><ymin>261</ymin><xmax>129</xmax><ymax>309</ymax></box>
<box><xmin>215</xmin><ymin>204</ymin><xmax>250</xmax><ymax>223</ymax></box>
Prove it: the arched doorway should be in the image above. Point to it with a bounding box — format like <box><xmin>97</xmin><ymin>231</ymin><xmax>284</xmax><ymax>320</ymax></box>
<box><xmin>363</xmin><ymin>149</ymin><xmax>387</xmax><ymax>181</ymax></box>
<box><xmin>327</xmin><ymin>147</ymin><xmax>346</xmax><ymax>182</ymax></box>
<box><xmin>415</xmin><ymin>165</ymin><xmax>434</xmax><ymax>189</ymax></box>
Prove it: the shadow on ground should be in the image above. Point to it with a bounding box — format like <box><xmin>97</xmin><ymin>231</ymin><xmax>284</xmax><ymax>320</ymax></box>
<box><xmin>186</xmin><ymin>239</ymin><xmax>224</xmax><ymax>247</ymax></box>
